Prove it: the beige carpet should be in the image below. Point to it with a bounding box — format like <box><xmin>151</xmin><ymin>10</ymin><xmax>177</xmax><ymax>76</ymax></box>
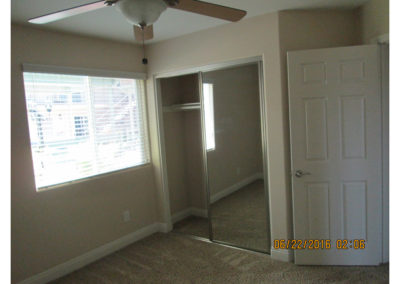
<box><xmin>173</xmin><ymin>180</ymin><xmax>270</xmax><ymax>252</ymax></box>
<box><xmin>52</xmin><ymin>233</ymin><xmax>389</xmax><ymax>284</ymax></box>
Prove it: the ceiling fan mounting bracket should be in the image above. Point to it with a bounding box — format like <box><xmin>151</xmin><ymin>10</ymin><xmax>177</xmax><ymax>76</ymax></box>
<box><xmin>104</xmin><ymin>0</ymin><xmax>118</xmax><ymax>7</ymax></box>
<box><xmin>163</xmin><ymin>0</ymin><xmax>180</xmax><ymax>7</ymax></box>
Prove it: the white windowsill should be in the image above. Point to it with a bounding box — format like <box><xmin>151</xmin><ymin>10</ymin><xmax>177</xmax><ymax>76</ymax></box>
<box><xmin>36</xmin><ymin>162</ymin><xmax>152</xmax><ymax>193</ymax></box>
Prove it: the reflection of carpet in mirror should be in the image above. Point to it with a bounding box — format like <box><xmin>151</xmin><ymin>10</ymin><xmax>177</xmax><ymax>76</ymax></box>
<box><xmin>173</xmin><ymin>179</ymin><xmax>269</xmax><ymax>252</ymax></box>
<box><xmin>211</xmin><ymin>179</ymin><xmax>269</xmax><ymax>252</ymax></box>
<box><xmin>173</xmin><ymin>216</ymin><xmax>209</xmax><ymax>239</ymax></box>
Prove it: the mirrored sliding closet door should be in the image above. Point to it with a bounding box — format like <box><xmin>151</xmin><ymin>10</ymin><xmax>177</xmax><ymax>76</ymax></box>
<box><xmin>157</xmin><ymin>59</ymin><xmax>270</xmax><ymax>253</ymax></box>
<box><xmin>201</xmin><ymin>63</ymin><xmax>271</xmax><ymax>252</ymax></box>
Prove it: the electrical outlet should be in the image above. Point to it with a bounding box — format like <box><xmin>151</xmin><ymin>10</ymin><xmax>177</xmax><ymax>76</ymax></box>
<box><xmin>236</xmin><ymin>167</ymin><xmax>241</xmax><ymax>175</ymax></box>
<box><xmin>122</xmin><ymin>210</ymin><xmax>131</xmax><ymax>223</ymax></box>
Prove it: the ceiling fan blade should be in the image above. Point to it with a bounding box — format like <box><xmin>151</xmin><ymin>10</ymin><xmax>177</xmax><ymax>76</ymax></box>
<box><xmin>171</xmin><ymin>0</ymin><xmax>246</xmax><ymax>22</ymax></box>
<box><xmin>28</xmin><ymin>1</ymin><xmax>107</xmax><ymax>24</ymax></box>
<box><xmin>134</xmin><ymin>25</ymin><xmax>154</xmax><ymax>41</ymax></box>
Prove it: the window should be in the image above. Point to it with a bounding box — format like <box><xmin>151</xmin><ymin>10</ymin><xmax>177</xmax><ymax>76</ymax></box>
<box><xmin>203</xmin><ymin>83</ymin><xmax>215</xmax><ymax>151</ymax></box>
<box><xmin>23</xmin><ymin>71</ymin><xmax>150</xmax><ymax>189</ymax></box>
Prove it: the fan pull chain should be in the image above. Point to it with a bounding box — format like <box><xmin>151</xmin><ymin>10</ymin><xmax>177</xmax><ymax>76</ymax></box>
<box><xmin>141</xmin><ymin>26</ymin><xmax>148</xmax><ymax>65</ymax></box>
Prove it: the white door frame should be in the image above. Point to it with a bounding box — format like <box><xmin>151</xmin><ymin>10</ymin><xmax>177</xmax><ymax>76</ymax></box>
<box><xmin>361</xmin><ymin>34</ymin><xmax>388</xmax><ymax>263</ymax></box>
<box><xmin>379</xmin><ymin>42</ymin><xmax>389</xmax><ymax>263</ymax></box>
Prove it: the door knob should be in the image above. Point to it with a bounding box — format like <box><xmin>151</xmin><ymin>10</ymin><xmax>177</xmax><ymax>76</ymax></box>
<box><xmin>295</xmin><ymin>170</ymin><xmax>311</xmax><ymax>178</ymax></box>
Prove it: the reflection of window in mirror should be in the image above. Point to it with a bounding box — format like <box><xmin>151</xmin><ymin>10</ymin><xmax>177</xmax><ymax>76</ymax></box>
<box><xmin>203</xmin><ymin>83</ymin><xmax>215</xmax><ymax>151</ymax></box>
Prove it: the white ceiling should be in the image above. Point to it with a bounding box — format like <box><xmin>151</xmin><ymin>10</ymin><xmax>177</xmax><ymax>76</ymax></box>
<box><xmin>11</xmin><ymin>0</ymin><xmax>369</xmax><ymax>44</ymax></box>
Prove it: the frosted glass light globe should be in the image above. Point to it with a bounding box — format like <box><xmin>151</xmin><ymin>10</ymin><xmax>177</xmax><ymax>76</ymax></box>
<box><xmin>116</xmin><ymin>0</ymin><xmax>167</xmax><ymax>26</ymax></box>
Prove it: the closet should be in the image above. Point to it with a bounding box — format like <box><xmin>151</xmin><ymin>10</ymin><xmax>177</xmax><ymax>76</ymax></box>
<box><xmin>156</xmin><ymin>58</ymin><xmax>271</xmax><ymax>253</ymax></box>
<box><xmin>159</xmin><ymin>73</ymin><xmax>209</xmax><ymax>238</ymax></box>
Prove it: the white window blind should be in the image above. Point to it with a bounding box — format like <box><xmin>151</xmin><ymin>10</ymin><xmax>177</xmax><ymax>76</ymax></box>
<box><xmin>23</xmin><ymin>71</ymin><xmax>150</xmax><ymax>189</ymax></box>
<box><xmin>203</xmin><ymin>83</ymin><xmax>215</xmax><ymax>151</ymax></box>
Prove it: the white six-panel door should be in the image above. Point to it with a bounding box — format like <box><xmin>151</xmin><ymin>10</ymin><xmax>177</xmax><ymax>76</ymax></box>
<box><xmin>288</xmin><ymin>45</ymin><xmax>382</xmax><ymax>265</ymax></box>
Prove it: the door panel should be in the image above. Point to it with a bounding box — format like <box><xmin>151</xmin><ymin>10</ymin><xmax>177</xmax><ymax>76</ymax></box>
<box><xmin>288</xmin><ymin>45</ymin><xmax>382</xmax><ymax>265</ymax></box>
<box><xmin>304</xmin><ymin>98</ymin><xmax>328</xmax><ymax>160</ymax></box>
<box><xmin>342</xmin><ymin>181</ymin><xmax>367</xmax><ymax>240</ymax></box>
<box><xmin>306</xmin><ymin>182</ymin><xmax>330</xmax><ymax>239</ymax></box>
<box><xmin>340</xmin><ymin>96</ymin><xmax>366</xmax><ymax>159</ymax></box>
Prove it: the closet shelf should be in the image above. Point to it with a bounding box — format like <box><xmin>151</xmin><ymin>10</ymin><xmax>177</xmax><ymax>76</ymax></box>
<box><xmin>163</xmin><ymin>102</ymin><xmax>201</xmax><ymax>112</ymax></box>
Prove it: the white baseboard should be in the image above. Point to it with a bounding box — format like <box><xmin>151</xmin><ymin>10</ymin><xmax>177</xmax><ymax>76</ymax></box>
<box><xmin>210</xmin><ymin>172</ymin><xmax>264</xmax><ymax>204</ymax></box>
<box><xmin>270</xmin><ymin>247</ymin><xmax>294</xmax><ymax>263</ymax></box>
<box><xmin>171</xmin><ymin>208</ymin><xmax>192</xmax><ymax>224</ymax></box>
<box><xmin>171</xmin><ymin>207</ymin><xmax>208</xmax><ymax>224</ymax></box>
<box><xmin>190</xmin><ymin>208</ymin><xmax>208</xmax><ymax>218</ymax></box>
<box><xmin>18</xmin><ymin>223</ymin><xmax>165</xmax><ymax>284</ymax></box>
<box><xmin>369</xmin><ymin>33</ymin><xmax>389</xmax><ymax>44</ymax></box>
<box><xmin>158</xmin><ymin>222</ymin><xmax>172</xmax><ymax>233</ymax></box>
<box><xmin>171</xmin><ymin>173</ymin><xmax>264</xmax><ymax>223</ymax></box>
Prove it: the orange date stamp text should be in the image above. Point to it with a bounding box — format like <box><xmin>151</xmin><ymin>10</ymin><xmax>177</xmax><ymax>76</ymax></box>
<box><xmin>273</xmin><ymin>239</ymin><xmax>366</xmax><ymax>250</ymax></box>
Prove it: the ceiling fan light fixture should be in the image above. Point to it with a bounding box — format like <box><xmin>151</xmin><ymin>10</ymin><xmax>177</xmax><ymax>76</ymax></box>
<box><xmin>115</xmin><ymin>0</ymin><xmax>167</xmax><ymax>26</ymax></box>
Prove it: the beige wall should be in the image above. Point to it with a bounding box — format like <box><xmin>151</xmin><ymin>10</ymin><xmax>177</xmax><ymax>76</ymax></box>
<box><xmin>11</xmin><ymin>24</ymin><xmax>159</xmax><ymax>283</ymax></box>
<box><xmin>160</xmin><ymin>74</ymin><xmax>206</xmax><ymax>215</ymax></box>
<box><xmin>163</xmin><ymin>111</ymin><xmax>190</xmax><ymax>214</ymax></box>
<box><xmin>356</xmin><ymin>0</ymin><xmax>389</xmax><ymax>43</ymax></box>
<box><xmin>203</xmin><ymin>64</ymin><xmax>263</xmax><ymax>196</ymax></box>
<box><xmin>160</xmin><ymin>76</ymin><xmax>190</xmax><ymax>215</ymax></box>
<box><xmin>163</xmin><ymin>110</ymin><xmax>206</xmax><ymax>214</ymax></box>
<box><xmin>184</xmin><ymin>110</ymin><xmax>206</xmax><ymax>210</ymax></box>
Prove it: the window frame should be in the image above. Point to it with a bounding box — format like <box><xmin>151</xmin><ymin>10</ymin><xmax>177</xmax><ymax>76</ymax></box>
<box><xmin>22</xmin><ymin>64</ymin><xmax>150</xmax><ymax>191</ymax></box>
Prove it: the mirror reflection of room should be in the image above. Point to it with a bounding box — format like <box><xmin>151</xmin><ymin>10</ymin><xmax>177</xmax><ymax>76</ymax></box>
<box><xmin>203</xmin><ymin>63</ymin><xmax>270</xmax><ymax>252</ymax></box>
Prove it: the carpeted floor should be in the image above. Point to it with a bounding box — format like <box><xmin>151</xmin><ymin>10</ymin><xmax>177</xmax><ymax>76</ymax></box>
<box><xmin>52</xmin><ymin>232</ymin><xmax>389</xmax><ymax>284</ymax></box>
<box><xmin>173</xmin><ymin>180</ymin><xmax>270</xmax><ymax>252</ymax></box>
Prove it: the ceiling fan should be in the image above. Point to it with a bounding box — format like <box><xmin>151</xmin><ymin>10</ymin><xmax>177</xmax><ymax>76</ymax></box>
<box><xmin>28</xmin><ymin>0</ymin><xmax>247</xmax><ymax>42</ymax></box>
